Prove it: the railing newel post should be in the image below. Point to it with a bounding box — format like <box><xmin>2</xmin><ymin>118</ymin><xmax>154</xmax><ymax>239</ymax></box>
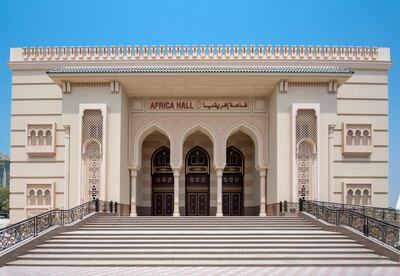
<box><xmin>95</xmin><ymin>198</ymin><xmax>99</xmax><ymax>212</ymax></box>
<box><xmin>34</xmin><ymin>216</ymin><xmax>37</xmax><ymax>237</ymax></box>
<box><xmin>114</xmin><ymin>201</ymin><xmax>118</xmax><ymax>213</ymax></box>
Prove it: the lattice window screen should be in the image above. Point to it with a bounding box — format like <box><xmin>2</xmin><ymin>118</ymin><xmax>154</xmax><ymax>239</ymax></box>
<box><xmin>297</xmin><ymin>141</ymin><xmax>312</xmax><ymax>200</ymax></box>
<box><xmin>82</xmin><ymin>109</ymin><xmax>103</xmax><ymax>200</ymax></box>
<box><xmin>296</xmin><ymin>108</ymin><xmax>317</xmax><ymax>200</ymax></box>
<box><xmin>296</xmin><ymin>109</ymin><xmax>317</xmax><ymax>145</ymax></box>
<box><xmin>87</xmin><ymin>142</ymin><xmax>101</xmax><ymax>200</ymax></box>
<box><xmin>82</xmin><ymin>110</ymin><xmax>103</xmax><ymax>145</ymax></box>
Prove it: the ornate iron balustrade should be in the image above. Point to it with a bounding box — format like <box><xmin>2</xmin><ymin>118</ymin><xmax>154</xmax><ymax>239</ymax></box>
<box><xmin>0</xmin><ymin>199</ymin><xmax>117</xmax><ymax>252</ymax></box>
<box><xmin>310</xmin><ymin>200</ymin><xmax>400</xmax><ymax>222</ymax></box>
<box><xmin>301</xmin><ymin>200</ymin><xmax>400</xmax><ymax>250</ymax></box>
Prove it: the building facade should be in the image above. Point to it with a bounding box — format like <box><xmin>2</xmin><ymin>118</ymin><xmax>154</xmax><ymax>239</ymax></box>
<box><xmin>8</xmin><ymin>44</ymin><xmax>391</xmax><ymax>222</ymax></box>
<box><xmin>0</xmin><ymin>153</ymin><xmax>10</xmax><ymax>189</ymax></box>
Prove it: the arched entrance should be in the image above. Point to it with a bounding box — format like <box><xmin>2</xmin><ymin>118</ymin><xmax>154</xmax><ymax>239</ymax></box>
<box><xmin>151</xmin><ymin>146</ymin><xmax>173</xmax><ymax>216</ymax></box>
<box><xmin>223</xmin><ymin>146</ymin><xmax>244</xmax><ymax>216</ymax></box>
<box><xmin>185</xmin><ymin>146</ymin><xmax>210</xmax><ymax>216</ymax></box>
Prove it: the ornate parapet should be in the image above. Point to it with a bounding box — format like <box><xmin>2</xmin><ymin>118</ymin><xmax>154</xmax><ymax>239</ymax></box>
<box><xmin>11</xmin><ymin>44</ymin><xmax>387</xmax><ymax>62</ymax></box>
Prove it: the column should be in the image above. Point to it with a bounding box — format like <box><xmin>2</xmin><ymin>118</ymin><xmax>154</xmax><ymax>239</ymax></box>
<box><xmin>259</xmin><ymin>168</ymin><xmax>267</xmax><ymax>216</ymax></box>
<box><xmin>328</xmin><ymin>125</ymin><xmax>335</xmax><ymax>202</ymax></box>
<box><xmin>173</xmin><ymin>168</ymin><xmax>180</xmax><ymax>217</ymax></box>
<box><xmin>63</xmin><ymin>125</ymin><xmax>70</xmax><ymax>209</ymax></box>
<box><xmin>130</xmin><ymin>168</ymin><xmax>137</xmax><ymax>217</ymax></box>
<box><xmin>216</xmin><ymin>168</ymin><xmax>223</xmax><ymax>217</ymax></box>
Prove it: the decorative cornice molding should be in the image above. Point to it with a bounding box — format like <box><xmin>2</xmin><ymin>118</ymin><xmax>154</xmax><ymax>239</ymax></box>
<box><xmin>17</xmin><ymin>44</ymin><xmax>381</xmax><ymax>62</ymax></box>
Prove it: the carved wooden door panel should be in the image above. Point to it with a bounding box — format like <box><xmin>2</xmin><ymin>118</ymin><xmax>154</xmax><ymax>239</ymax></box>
<box><xmin>223</xmin><ymin>147</ymin><xmax>244</xmax><ymax>216</ymax></box>
<box><xmin>222</xmin><ymin>175</ymin><xmax>243</xmax><ymax>216</ymax></box>
<box><xmin>186</xmin><ymin>174</ymin><xmax>209</xmax><ymax>216</ymax></box>
<box><xmin>151</xmin><ymin>146</ymin><xmax>174</xmax><ymax>216</ymax></box>
<box><xmin>185</xmin><ymin>147</ymin><xmax>210</xmax><ymax>216</ymax></box>
<box><xmin>152</xmin><ymin>174</ymin><xmax>174</xmax><ymax>216</ymax></box>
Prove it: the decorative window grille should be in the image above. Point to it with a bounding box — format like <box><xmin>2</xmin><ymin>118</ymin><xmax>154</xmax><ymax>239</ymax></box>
<box><xmin>296</xmin><ymin>109</ymin><xmax>317</xmax><ymax>144</ymax></box>
<box><xmin>82</xmin><ymin>109</ymin><xmax>103</xmax><ymax>200</ymax></box>
<box><xmin>86</xmin><ymin>142</ymin><xmax>101</xmax><ymax>200</ymax></box>
<box><xmin>297</xmin><ymin>141</ymin><xmax>313</xmax><ymax>200</ymax></box>
<box><xmin>296</xmin><ymin>109</ymin><xmax>317</xmax><ymax>200</ymax></box>
<box><xmin>82</xmin><ymin>110</ymin><xmax>103</xmax><ymax>144</ymax></box>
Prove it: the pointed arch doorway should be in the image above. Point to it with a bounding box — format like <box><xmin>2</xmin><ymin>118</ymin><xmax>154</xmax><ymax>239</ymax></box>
<box><xmin>185</xmin><ymin>146</ymin><xmax>210</xmax><ymax>216</ymax></box>
<box><xmin>151</xmin><ymin>146</ymin><xmax>174</xmax><ymax>216</ymax></box>
<box><xmin>223</xmin><ymin>146</ymin><xmax>244</xmax><ymax>216</ymax></box>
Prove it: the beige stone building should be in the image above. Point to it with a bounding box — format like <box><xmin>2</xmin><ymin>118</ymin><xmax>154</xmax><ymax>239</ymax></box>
<box><xmin>8</xmin><ymin>44</ymin><xmax>391</xmax><ymax>223</ymax></box>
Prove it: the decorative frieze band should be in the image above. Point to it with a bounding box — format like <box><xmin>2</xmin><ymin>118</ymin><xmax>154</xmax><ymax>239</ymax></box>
<box><xmin>20</xmin><ymin>44</ymin><xmax>379</xmax><ymax>62</ymax></box>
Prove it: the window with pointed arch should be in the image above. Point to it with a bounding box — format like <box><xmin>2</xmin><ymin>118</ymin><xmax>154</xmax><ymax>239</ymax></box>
<box><xmin>297</xmin><ymin>140</ymin><xmax>315</xmax><ymax>200</ymax></box>
<box><xmin>84</xmin><ymin>140</ymin><xmax>102</xmax><ymax>200</ymax></box>
<box><xmin>82</xmin><ymin>109</ymin><xmax>103</xmax><ymax>201</ymax></box>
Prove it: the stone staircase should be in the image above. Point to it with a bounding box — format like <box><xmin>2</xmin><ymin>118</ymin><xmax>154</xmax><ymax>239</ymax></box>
<box><xmin>5</xmin><ymin>215</ymin><xmax>399</xmax><ymax>266</ymax></box>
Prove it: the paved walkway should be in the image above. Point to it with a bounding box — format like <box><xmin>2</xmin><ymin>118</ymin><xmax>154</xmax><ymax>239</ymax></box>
<box><xmin>0</xmin><ymin>266</ymin><xmax>399</xmax><ymax>276</ymax></box>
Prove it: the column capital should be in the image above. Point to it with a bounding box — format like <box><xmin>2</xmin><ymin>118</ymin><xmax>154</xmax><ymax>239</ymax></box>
<box><xmin>129</xmin><ymin>167</ymin><xmax>138</xmax><ymax>177</ymax></box>
<box><xmin>258</xmin><ymin>169</ymin><xmax>267</xmax><ymax>177</ymax></box>
<box><xmin>173</xmin><ymin>169</ymin><xmax>180</xmax><ymax>177</ymax></box>
<box><xmin>215</xmin><ymin>167</ymin><xmax>224</xmax><ymax>176</ymax></box>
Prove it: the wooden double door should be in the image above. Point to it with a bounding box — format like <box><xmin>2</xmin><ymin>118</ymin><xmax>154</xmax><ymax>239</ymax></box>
<box><xmin>222</xmin><ymin>147</ymin><xmax>244</xmax><ymax>216</ymax></box>
<box><xmin>152</xmin><ymin>174</ymin><xmax>174</xmax><ymax>216</ymax></box>
<box><xmin>151</xmin><ymin>147</ymin><xmax>173</xmax><ymax>216</ymax></box>
<box><xmin>222</xmin><ymin>174</ymin><xmax>243</xmax><ymax>216</ymax></box>
<box><xmin>185</xmin><ymin>147</ymin><xmax>210</xmax><ymax>216</ymax></box>
<box><xmin>186</xmin><ymin>174</ymin><xmax>210</xmax><ymax>216</ymax></box>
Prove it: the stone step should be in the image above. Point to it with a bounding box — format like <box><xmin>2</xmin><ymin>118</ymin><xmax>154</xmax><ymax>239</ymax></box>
<box><xmin>52</xmin><ymin>233</ymin><xmax>349</xmax><ymax>239</ymax></box>
<box><xmin>76</xmin><ymin>227</ymin><xmax>322</xmax><ymax>231</ymax></box>
<box><xmin>17</xmin><ymin>253</ymin><xmax>390</xmax><ymax>260</ymax></box>
<box><xmin>43</xmin><ymin>239</ymin><xmax>359</xmax><ymax>245</ymax></box>
<box><xmin>90</xmin><ymin>219</ymin><xmax>309</xmax><ymax>223</ymax></box>
<box><xmin>61</xmin><ymin>230</ymin><xmax>339</xmax><ymax>236</ymax></box>
<box><xmin>29</xmin><ymin>248</ymin><xmax>374</xmax><ymax>254</ymax></box>
<box><xmin>7</xmin><ymin>259</ymin><xmax>398</xmax><ymax>266</ymax></box>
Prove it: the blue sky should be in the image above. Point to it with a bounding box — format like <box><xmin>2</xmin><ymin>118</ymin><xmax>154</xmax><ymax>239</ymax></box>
<box><xmin>0</xmin><ymin>0</ymin><xmax>399</xmax><ymax>206</ymax></box>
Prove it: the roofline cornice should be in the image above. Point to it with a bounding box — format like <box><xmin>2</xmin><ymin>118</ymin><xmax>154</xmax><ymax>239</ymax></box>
<box><xmin>9</xmin><ymin>44</ymin><xmax>391</xmax><ymax>64</ymax></box>
<box><xmin>8</xmin><ymin>59</ymin><xmax>392</xmax><ymax>71</ymax></box>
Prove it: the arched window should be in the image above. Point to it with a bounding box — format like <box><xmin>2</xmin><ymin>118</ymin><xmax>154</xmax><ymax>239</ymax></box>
<box><xmin>85</xmin><ymin>141</ymin><xmax>101</xmax><ymax>200</ymax></box>
<box><xmin>29</xmin><ymin>130</ymin><xmax>37</xmax><ymax>146</ymax></box>
<box><xmin>82</xmin><ymin>109</ymin><xmax>103</xmax><ymax>201</ymax></box>
<box><xmin>44</xmin><ymin>189</ymin><xmax>51</xmax><ymax>205</ymax></box>
<box><xmin>297</xmin><ymin>140</ymin><xmax>315</xmax><ymax>200</ymax></box>
<box><xmin>295</xmin><ymin>109</ymin><xmax>317</xmax><ymax>201</ymax></box>
<box><xmin>186</xmin><ymin>146</ymin><xmax>209</xmax><ymax>174</ymax></box>
<box><xmin>45</xmin><ymin>130</ymin><xmax>52</xmax><ymax>146</ymax></box>
<box><xmin>362</xmin><ymin>130</ymin><xmax>370</xmax><ymax>146</ymax></box>
<box><xmin>354</xmin><ymin>130</ymin><xmax>362</xmax><ymax>146</ymax></box>
<box><xmin>28</xmin><ymin>189</ymin><xmax>36</xmax><ymax>205</ymax></box>
<box><xmin>362</xmin><ymin>189</ymin><xmax>370</xmax><ymax>205</ymax></box>
<box><xmin>354</xmin><ymin>189</ymin><xmax>361</xmax><ymax>205</ymax></box>
<box><xmin>152</xmin><ymin>146</ymin><xmax>172</xmax><ymax>174</ymax></box>
<box><xmin>346</xmin><ymin>189</ymin><xmax>354</xmax><ymax>205</ymax></box>
<box><xmin>37</xmin><ymin>190</ymin><xmax>43</xmax><ymax>205</ymax></box>
<box><xmin>37</xmin><ymin>130</ymin><xmax>45</xmax><ymax>146</ymax></box>
<box><xmin>346</xmin><ymin>129</ymin><xmax>354</xmax><ymax>145</ymax></box>
<box><xmin>225</xmin><ymin>146</ymin><xmax>244</xmax><ymax>174</ymax></box>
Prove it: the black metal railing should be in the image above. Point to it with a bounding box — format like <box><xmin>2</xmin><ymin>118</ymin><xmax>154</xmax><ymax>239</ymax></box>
<box><xmin>0</xmin><ymin>199</ymin><xmax>118</xmax><ymax>252</ymax></box>
<box><xmin>301</xmin><ymin>200</ymin><xmax>400</xmax><ymax>250</ymax></box>
<box><xmin>308</xmin><ymin>200</ymin><xmax>400</xmax><ymax>222</ymax></box>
